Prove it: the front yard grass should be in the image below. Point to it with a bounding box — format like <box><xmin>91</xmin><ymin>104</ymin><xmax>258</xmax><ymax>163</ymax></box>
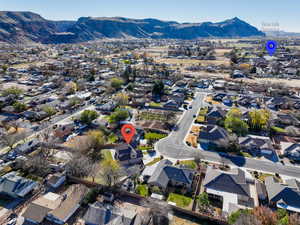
<box><xmin>149</xmin><ymin>102</ymin><xmax>162</xmax><ymax>107</ymax></box>
<box><xmin>101</xmin><ymin>150</ymin><xmax>113</xmax><ymax>161</ymax></box>
<box><xmin>179</xmin><ymin>160</ymin><xmax>197</xmax><ymax>169</ymax></box>
<box><xmin>136</xmin><ymin>184</ymin><xmax>149</xmax><ymax>197</ymax></box>
<box><xmin>145</xmin><ymin>132</ymin><xmax>167</xmax><ymax>140</ymax></box>
<box><xmin>146</xmin><ymin>157</ymin><xmax>161</xmax><ymax>166</ymax></box>
<box><xmin>167</xmin><ymin>193</ymin><xmax>192</xmax><ymax>208</ymax></box>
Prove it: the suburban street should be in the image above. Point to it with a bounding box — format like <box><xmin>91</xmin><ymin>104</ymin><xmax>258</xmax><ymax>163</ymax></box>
<box><xmin>156</xmin><ymin>92</ymin><xmax>300</xmax><ymax>179</ymax></box>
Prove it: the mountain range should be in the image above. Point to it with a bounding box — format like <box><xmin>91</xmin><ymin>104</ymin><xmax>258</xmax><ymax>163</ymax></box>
<box><xmin>0</xmin><ymin>11</ymin><xmax>265</xmax><ymax>44</ymax></box>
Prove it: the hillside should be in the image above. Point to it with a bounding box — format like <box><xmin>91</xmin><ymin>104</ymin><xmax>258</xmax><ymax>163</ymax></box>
<box><xmin>0</xmin><ymin>11</ymin><xmax>265</xmax><ymax>44</ymax></box>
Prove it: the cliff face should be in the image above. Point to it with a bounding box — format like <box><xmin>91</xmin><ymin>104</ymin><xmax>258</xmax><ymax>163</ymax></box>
<box><xmin>0</xmin><ymin>12</ymin><xmax>265</xmax><ymax>44</ymax></box>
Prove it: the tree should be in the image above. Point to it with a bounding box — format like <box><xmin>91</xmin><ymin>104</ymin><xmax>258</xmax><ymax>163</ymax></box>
<box><xmin>24</xmin><ymin>156</ymin><xmax>51</xmax><ymax>177</ymax></box>
<box><xmin>2</xmin><ymin>87</ymin><xmax>23</xmax><ymax>97</ymax></box>
<box><xmin>110</xmin><ymin>78</ymin><xmax>124</xmax><ymax>90</ymax></box>
<box><xmin>140</xmin><ymin>199</ymin><xmax>171</xmax><ymax>225</ymax></box>
<box><xmin>0</xmin><ymin>131</ymin><xmax>27</xmax><ymax>151</ymax></box>
<box><xmin>65</xmin><ymin>81</ymin><xmax>77</xmax><ymax>94</ymax></box>
<box><xmin>109</xmin><ymin>108</ymin><xmax>129</xmax><ymax>124</ymax></box>
<box><xmin>79</xmin><ymin>110</ymin><xmax>98</xmax><ymax>125</ymax></box>
<box><xmin>87</xmin><ymin>130</ymin><xmax>106</xmax><ymax>150</ymax></box>
<box><xmin>114</xmin><ymin>93</ymin><xmax>129</xmax><ymax>106</ymax></box>
<box><xmin>1</xmin><ymin>64</ymin><xmax>8</xmax><ymax>73</ymax></box>
<box><xmin>42</xmin><ymin>106</ymin><xmax>56</xmax><ymax>117</ymax></box>
<box><xmin>289</xmin><ymin>213</ymin><xmax>300</xmax><ymax>225</ymax></box>
<box><xmin>234</xmin><ymin>213</ymin><xmax>260</xmax><ymax>225</ymax></box>
<box><xmin>66</xmin><ymin>154</ymin><xmax>94</xmax><ymax>178</ymax></box>
<box><xmin>224</xmin><ymin>116</ymin><xmax>248</xmax><ymax>136</ymax></box>
<box><xmin>98</xmin><ymin>159</ymin><xmax>122</xmax><ymax>187</ymax></box>
<box><xmin>152</xmin><ymin>80</ymin><xmax>164</xmax><ymax>96</ymax></box>
<box><xmin>248</xmin><ymin>109</ymin><xmax>271</xmax><ymax>131</ymax></box>
<box><xmin>198</xmin><ymin>192</ymin><xmax>210</xmax><ymax>212</ymax></box>
<box><xmin>37</xmin><ymin>128</ymin><xmax>59</xmax><ymax>160</ymax></box>
<box><xmin>228</xmin><ymin>209</ymin><xmax>252</xmax><ymax>225</ymax></box>
<box><xmin>12</xmin><ymin>101</ymin><xmax>27</xmax><ymax>113</ymax></box>
<box><xmin>252</xmin><ymin>206</ymin><xmax>278</xmax><ymax>225</ymax></box>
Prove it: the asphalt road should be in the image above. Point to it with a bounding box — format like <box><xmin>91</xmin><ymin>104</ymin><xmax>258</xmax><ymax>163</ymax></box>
<box><xmin>156</xmin><ymin>92</ymin><xmax>300</xmax><ymax>179</ymax></box>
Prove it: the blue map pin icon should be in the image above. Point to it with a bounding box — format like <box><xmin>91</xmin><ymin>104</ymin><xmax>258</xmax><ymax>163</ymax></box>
<box><xmin>266</xmin><ymin>40</ymin><xmax>277</xmax><ymax>56</ymax></box>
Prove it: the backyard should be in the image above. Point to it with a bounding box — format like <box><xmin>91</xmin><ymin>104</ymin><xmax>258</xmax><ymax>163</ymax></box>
<box><xmin>167</xmin><ymin>193</ymin><xmax>192</xmax><ymax>208</ymax></box>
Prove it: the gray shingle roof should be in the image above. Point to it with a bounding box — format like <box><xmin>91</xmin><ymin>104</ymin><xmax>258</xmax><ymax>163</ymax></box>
<box><xmin>0</xmin><ymin>172</ymin><xmax>37</xmax><ymax>197</ymax></box>
<box><xmin>203</xmin><ymin>166</ymin><xmax>250</xmax><ymax>197</ymax></box>
<box><xmin>265</xmin><ymin>176</ymin><xmax>300</xmax><ymax>209</ymax></box>
<box><xmin>148</xmin><ymin>159</ymin><xmax>194</xmax><ymax>189</ymax></box>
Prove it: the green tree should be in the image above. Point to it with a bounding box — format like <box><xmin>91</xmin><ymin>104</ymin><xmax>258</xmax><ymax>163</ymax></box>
<box><xmin>1</xmin><ymin>65</ymin><xmax>8</xmax><ymax>73</ymax></box>
<box><xmin>2</xmin><ymin>87</ymin><xmax>23</xmax><ymax>97</ymax></box>
<box><xmin>99</xmin><ymin>159</ymin><xmax>122</xmax><ymax>187</ymax></box>
<box><xmin>80</xmin><ymin>110</ymin><xmax>98</xmax><ymax>125</ymax></box>
<box><xmin>152</xmin><ymin>80</ymin><xmax>164</xmax><ymax>96</ymax></box>
<box><xmin>110</xmin><ymin>78</ymin><xmax>124</xmax><ymax>90</ymax></box>
<box><xmin>87</xmin><ymin>130</ymin><xmax>106</xmax><ymax>149</ymax></box>
<box><xmin>109</xmin><ymin>108</ymin><xmax>129</xmax><ymax>124</ymax></box>
<box><xmin>114</xmin><ymin>93</ymin><xmax>129</xmax><ymax>106</ymax></box>
<box><xmin>225</xmin><ymin>116</ymin><xmax>248</xmax><ymax>136</ymax></box>
<box><xmin>198</xmin><ymin>192</ymin><xmax>210</xmax><ymax>212</ymax></box>
<box><xmin>248</xmin><ymin>109</ymin><xmax>271</xmax><ymax>131</ymax></box>
<box><xmin>224</xmin><ymin>108</ymin><xmax>248</xmax><ymax>136</ymax></box>
<box><xmin>42</xmin><ymin>106</ymin><xmax>57</xmax><ymax>117</ymax></box>
<box><xmin>13</xmin><ymin>101</ymin><xmax>27</xmax><ymax>113</ymax></box>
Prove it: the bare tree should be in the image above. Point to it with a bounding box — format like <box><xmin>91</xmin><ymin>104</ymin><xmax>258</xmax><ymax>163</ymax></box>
<box><xmin>140</xmin><ymin>199</ymin><xmax>172</xmax><ymax>225</ymax></box>
<box><xmin>37</xmin><ymin>128</ymin><xmax>59</xmax><ymax>159</ymax></box>
<box><xmin>98</xmin><ymin>159</ymin><xmax>123</xmax><ymax>187</ymax></box>
<box><xmin>0</xmin><ymin>131</ymin><xmax>27</xmax><ymax>151</ymax></box>
<box><xmin>66</xmin><ymin>154</ymin><xmax>94</xmax><ymax>178</ymax></box>
<box><xmin>234</xmin><ymin>213</ymin><xmax>261</xmax><ymax>225</ymax></box>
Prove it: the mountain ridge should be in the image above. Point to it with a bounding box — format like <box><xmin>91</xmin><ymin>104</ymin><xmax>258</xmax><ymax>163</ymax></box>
<box><xmin>0</xmin><ymin>11</ymin><xmax>265</xmax><ymax>44</ymax></box>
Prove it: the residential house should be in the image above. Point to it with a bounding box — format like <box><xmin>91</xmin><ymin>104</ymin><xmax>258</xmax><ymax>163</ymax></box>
<box><xmin>239</xmin><ymin>135</ymin><xmax>278</xmax><ymax>162</ymax></box>
<box><xmin>53</xmin><ymin>123</ymin><xmax>75</xmax><ymax>139</ymax></box>
<box><xmin>15</xmin><ymin>139</ymin><xmax>40</xmax><ymax>155</ymax></box>
<box><xmin>83</xmin><ymin>201</ymin><xmax>139</xmax><ymax>225</ymax></box>
<box><xmin>281</xmin><ymin>142</ymin><xmax>300</xmax><ymax>162</ymax></box>
<box><xmin>114</xmin><ymin>144</ymin><xmax>143</xmax><ymax>167</ymax></box>
<box><xmin>147</xmin><ymin>159</ymin><xmax>195</xmax><ymax>192</ymax></box>
<box><xmin>22</xmin><ymin>185</ymin><xmax>87</xmax><ymax>224</ymax></box>
<box><xmin>206</xmin><ymin>107</ymin><xmax>227</xmax><ymax>124</ymax></box>
<box><xmin>163</xmin><ymin>100</ymin><xmax>180</xmax><ymax>110</ymax></box>
<box><xmin>0</xmin><ymin>172</ymin><xmax>37</xmax><ymax>198</ymax></box>
<box><xmin>198</xmin><ymin>125</ymin><xmax>230</xmax><ymax>149</ymax></box>
<box><xmin>203</xmin><ymin>166</ymin><xmax>257</xmax><ymax>215</ymax></box>
<box><xmin>96</xmin><ymin>101</ymin><xmax>116</xmax><ymax>114</ymax></box>
<box><xmin>275</xmin><ymin>114</ymin><xmax>300</xmax><ymax>127</ymax></box>
<box><xmin>265</xmin><ymin>176</ymin><xmax>300</xmax><ymax>213</ymax></box>
<box><xmin>46</xmin><ymin>172</ymin><xmax>66</xmax><ymax>189</ymax></box>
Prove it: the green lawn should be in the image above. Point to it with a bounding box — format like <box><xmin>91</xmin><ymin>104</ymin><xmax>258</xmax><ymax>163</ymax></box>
<box><xmin>101</xmin><ymin>150</ymin><xmax>113</xmax><ymax>161</ymax></box>
<box><xmin>138</xmin><ymin>112</ymin><xmax>169</xmax><ymax>122</ymax></box>
<box><xmin>145</xmin><ymin>132</ymin><xmax>167</xmax><ymax>141</ymax></box>
<box><xmin>138</xmin><ymin>145</ymin><xmax>153</xmax><ymax>151</ymax></box>
<box><xmin>179</xmin><ymin>160</ymin><xmax>197</xmax><ymax>169</ymax></box>
<box><xmin>108</xmin><ymin>133</ymin><xmax>118</xmax><ymax>144</ymax></box>
<box><xmin>167</xmin><ymin>193</ymin><xmax>192</xmax><ymax>208</ymax></box>
<box><xmin>271</xmin><ymin>126</ymin><xmax>286</xmax><ymax>134</ymax></box>
<box><xmin>239</xmin><ymin>152</ymin><xmax>253</xmax><ymax>158</ymax></box>
<box><xmin>149</xmin><ymin>102</ymin><xmax>162</xmax><ymax>107</ymax></box>
<box><xmin>146</xmin><ymin>158</ymin><xmax>161</xmax><ymax>166</ymax></box>
<box><xmin>136</xmin><ymin>184</ymin><xmax>149</xmax><ymax>197</ymax></box>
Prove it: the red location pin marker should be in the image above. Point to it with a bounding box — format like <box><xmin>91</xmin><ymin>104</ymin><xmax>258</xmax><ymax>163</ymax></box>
<box><xmin>121</xmin><ymin>124</ymin><xmax>136</xmax><ymax>144</ymax></box>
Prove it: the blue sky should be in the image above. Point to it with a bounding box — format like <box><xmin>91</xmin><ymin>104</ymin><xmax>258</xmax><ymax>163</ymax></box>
<box><xmin>1</xmin><ymin>0</ymin><xmax>299</xmax><ymax>32</ymax></box>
